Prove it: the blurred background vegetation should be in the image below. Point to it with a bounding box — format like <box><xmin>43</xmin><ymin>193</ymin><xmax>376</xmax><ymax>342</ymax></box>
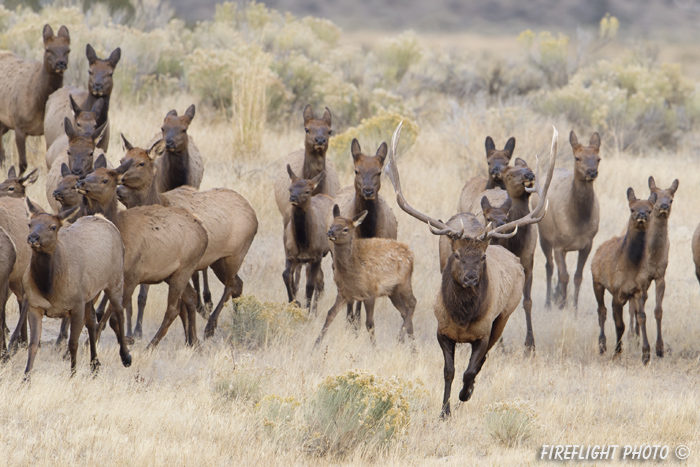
<box><xmin>1</xmin><ymin>0</ymin><xmax>699</xmax><ymax>155</ymax></box>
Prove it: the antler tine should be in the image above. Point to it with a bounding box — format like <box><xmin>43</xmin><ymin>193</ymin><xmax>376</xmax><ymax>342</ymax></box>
<box><xmin>488</xmin><ymin>225</ymin><xmax>519</xmax><ymax>239</ymax></box>
<box><xmin>484</xmin><ymin>125</ymin><xmax>558</xmax><ymax>240</ymax></box>
<box><xmin>524</xmin><ymin>153</ymin><xmax>540</xmax><ymax>194</ymax></box>
<box><xmin>384</xmin><ymin>121</ymin><xmax>462</xmax><ymax>237</ymax></box>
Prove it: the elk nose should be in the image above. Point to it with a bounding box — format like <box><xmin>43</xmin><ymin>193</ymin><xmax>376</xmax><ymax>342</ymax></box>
<box><xmin>463</xmin><ymin>273</ymin><xmax>479</xmax><ymax>288</ymax></box>
<box><xmin>587</xmin><ymin>169</ymin><xmax>598</xmax><ymax>179</ymax></box>
<box><xmin>71</xmin><ymin>167</ymin><xmax>83</xmax><ymax>176</ymax></box>
<box><xmin>52</xmin><ymin>189</ymin><xmax>61</xmax><ymax>198</ymax></box>
<box><xmin>314</xmin><ymin>136</ymin><xmax>326</xmax><ymax>146</ymax></box>
<box><xmin>660</xmin><ymin>203</ymin><xmax>670</xmax><ymax>211</ymax></box>
<box><xmin>525</xmin><ymin>172</ymin><xmax>535</xmax><ymax>181</ymax></box>
<box><xmin>92</xmin><ymin>82</ymin><xmax>103</xmax><ymax>91</ymax></box>
<box><xmin>362</xmin><ymin>188</ymin><xmax>375</xmax><ymax>198</ymax></box>
<box><xmin>166</xmin><ymin>139</ymin><xmax>175</xmax><ymax>150</ymax></box>
<box><xmin>289</xmin><ymin>195</ymin><xmax>298</xmax><ymax>203</ymax></box>
<box><xmin>27</xmin><ymin>234</ymin><xmax>39</xmax><ymax>245</ymax></box>
<box><xmin>55</xmin><ymin>60</ymin><xmax>67</xmax><ymax>70</ymax></box>
<box><xmin>75</xmin><ymin>179</ymin><xmax>85</xmax><ymax>189</ymax></box>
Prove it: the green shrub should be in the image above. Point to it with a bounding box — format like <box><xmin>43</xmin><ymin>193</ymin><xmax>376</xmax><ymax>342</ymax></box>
<box><xmin>302</xmin><ymin>370</ymin><xmax>410</xmax><ymax>458</ymax></box>
<box><xmin>484</xmin><ymin>398</ymin><xmax>538</xmax><ymax>448</ymax></box>
<box><xmin>224</xmin><ymin>296</ymin><xmax>307</xmax><ymax>350</ymax></box>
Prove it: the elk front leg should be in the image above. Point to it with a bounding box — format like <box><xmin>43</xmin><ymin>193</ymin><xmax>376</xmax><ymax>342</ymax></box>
<box><xmin>612</xmin><ymin>297</ymin><xmax>626</xmax><ymax>356</ymax></box>
<box><xmin>572</xmin><ymin>243</ymin><xmax>592</xmax><ymax>311</ymax></box>
<box><xmin>55</xmin><ymin>317</ymin><xmax>69</xmax><ymax>347</ymax></box>
<box><xmin>636</xmin><ymin>291</ymin><xmax>651</xmax><ymax>365</ymax></box>
<box><xmin>67</xmin><ymin>306</ymin><xmax>85</xmax><ymax>377</ymax></box>
<box><xmin>24</xmin><ymin>307</ymin><xmax>43</xmax><ymax>376</ymax></box>
<box><xmin>0</xmin><ymin>122</ymin><xmax>7</xmax><ymax>166</ymax></box>
<box><xmin>540</xmin><ymin>236</ymin><xmax>554</xmax><ymax>309</ymax></box>
<box><xmin>437</xmin><ymin>332</ymin><xmax>456</xmax><ymax>419</ymax></box>
<box><xmin>305</xmin><ymin>260</ymin><xmax>322</xmax><ymax>311</ymax></box>
<box><xmin>594</xmin><ymin>281</ymin><xmax>607</xmax><ymax>354</ymax></box>
<box><xmin>84</xmin><ymin>302</ymin><xmax>100</xmax><ymax>375</ymax></box>
<box><xmin>282</xmin><ymin>259</ymin><xmax>298</xmax><ymax>304</ymax></box>
<box><xmin>459</xmin><ymin>337</ymin><xmax>488</xmax><ymax>403</ymax></box>
<box><xmin>201</xmin><ymin>269</ymin><xmax>213</xmax><ymax>313</ymax></box>
<box><xmin>553</xmin><ymin>248</ymin><xmax>569</xmax><ymax>309</ymax></box>
<box><xmin>313</xmin><ymin>294</ymin><xmax>346</xmax><ymax>348</ymax></box>
<box><xmin>15</xmin><ymin>129</ymin><xmax>27</xmax><ymax>175</ymax></box>
<box><xmin>522</xmin><ymin>263</ymin><xmax>535</xmax><ymax>353</ymax></box>
<box><xmin>135</xmin><ymin>285</ymin><xmax>149</xmax><ymax>338</ymax></box>
<box><xmin>654</xmin><ymin>278</ymin><xmax>665</xmax><ymax>357</ymax></box>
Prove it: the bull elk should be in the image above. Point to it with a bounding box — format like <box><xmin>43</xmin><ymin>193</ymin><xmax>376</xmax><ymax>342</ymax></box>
<box><xmin>44</xmin><ymin>44</ymin><xmax>120</xmax><ymax>152</ymax></box>
<box><xmin>386</xmin><ymin>122</ymin><xmax>557</xmax><ymax>417</ymax></box>
<box><xmin>334</xmin><ymin>139</ymin><xmax>398</xmax><ymax>327</ymax></box>
<box><xmin>22</xmin><ymin>199</ymin><xmax>131</xmax><ymax>376</ymax></box>
<box><xmin>457</xmin><ymin>136</ymin><xmax>515</xmax><ymax>212</ymax></box>
<box><xmin>0</xmin><ymin>24</ymin><xmax>70</xmax><ymax>174</ymax></box>
<box><xmin>533</xmin><ymin>130</ymin><xmax>601</xmax><ymax>310</ymax></box>
<box><xmin>591</xmin><ymin>188</ymin><xmax>656</xmax><ymax>363</ymax></box>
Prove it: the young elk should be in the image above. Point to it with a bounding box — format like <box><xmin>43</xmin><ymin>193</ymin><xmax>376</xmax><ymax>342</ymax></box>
<box><xmin>115</xmin><ymin>137</ymin><xmax>258</xmax><ymax>339</ymax></box>
<box><xmin>52</xmin><ymin>164</ymin><xmax>83</xmax><ymax>215</ymax></box>
<box><xmin>314</xmin><ymin>205</ymin><xmax>416</xmax><ymax>345</ymax></box>
<box><xmin>22</xmin><ymin>199</ymin><xmax>131</xmax><ymax>376</ymax></box>
<box><xmin>44</xmin><ymin>44</ymin><xmax>120</xmax><ymax>152</ymax></box>
<box><xmin>591</xmin><ymin>188</ymin><xmax>656</xmax><ymax>364</ymax></box>
<box><xmin>533</xmin><ymin>131</ymin><xmax>600</xmax><ymax>310</ymax></box>
<box><xmin>386</xmin><ymin>122</ymin><xmax>557</xmax><ymax>417</ymax></box>
<box><xmin>628</xmin><ymin>177</ymin><xmax>678</xmax><ymax>358</ymax></box>
<box><xmin>0</xmin><ymin>166</ymin><xmax>39</xmax><ymax>198</ymax></box>
<box><xmin>45</xmin><ymin>95</ymin><xmax>103</xmax><ymax>169</ymax></box>
<box><xmin>282</xmin><ymin>166</ymin><xmax>333</xmax><ymax>311</ymax></box>
<box><xmin>457</xmin><ymin>136</ymin><xmax>515</xmax><ymax>212</ymax></box>
<box><xmin>274</xmin><ymin>105</ymin><xmax>341</xmax><ymax>226</ymax></box>
<box><xmin>468</xmin><ymin>158</ymin><xmax>541</xmax><ymax>352</ymax></box>
<box><xmin>334</xmin><ymin>139</ymin><xmax>398</xmax><ymax>327</ymax></box>
<box><xmin>0</xmin><ymin>24</ymin><xmax>70</xmax><ymax>173</ymax></box>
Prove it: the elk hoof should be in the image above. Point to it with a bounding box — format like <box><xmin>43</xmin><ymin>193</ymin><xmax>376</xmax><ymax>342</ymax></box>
<box><xmin>91</xmin><ymin>359</ymin><xmax>101</xmax><ymax>376</ymax></box>
<box><xmin>121</xmin><ymin>352</ymin><xmax>132</xmax><ymax>367</ymax></box>
<box><xmin>133</xmin><ymin>328</ymin><xmax>143</xmax><ymax>339</ymax></box>
<box><xmin>642</xmin><ymin>349</ymin><xmax>650</xmax><ymax>365</ymax></box>
<box><xmin>124</xmin><ymin>336</ymin><xmax>135</xmax><ymax>346</ymax></box>
<box><xmin>656</xmin><ymin>344</ymin><xmax>664</xmax><ymax>358</ymax></box>
<box><xmin>204</xmin><ymin>323</ymin><xmax>215</xmax><ymax>339</ymax></box>
<box><xmin>458</xmin><ymin>383</ymin><xmax>474</xmax><ymax>402</ymax></box>
<box><xmin>439</xmin><ymin>406</ymin><xmax>451</xmax><ymax>420</ymax></box>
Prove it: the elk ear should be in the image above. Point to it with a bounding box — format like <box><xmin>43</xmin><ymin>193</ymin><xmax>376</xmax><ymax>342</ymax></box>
<box><xmin>503</xmin><ymin>137</ymin><xmax>516</xmax><ymax>158</ymax></box>
<box><xmin>64</xmin><ymin>118</ymin><xmax>77</xmax><ymax>140</ymax></box>
<box><xmin>322</xmin><ymin>107</ymin><xmax>332</xmax><ymax>127</ymax></box>
<box><xmin>148</xmin><ymin>139</ymin><xmax>165</xmax><ymax>160</ymax></box>
<box><xmin>166</xmin><ymin>109</ymin><xmax>178</xmax><ymax>118</ymax></box>
<box><xmin>69</xmin><ymin>94</ymin><xmax>81</xmax><ymax>116</ymax></box>
<box><xmin>26</xmin><ymin>198</ymin><xmax>44</xmax><ymax>216</ymax></box>
<box><xmin>648</xmin><ymin>176</ymin><xmax>657</xmax><ymax>191</ymax></box>
<box><xmin>86</xmin><ymin>43</ymin><xmax>98</xmax><ymax>65</ymax></box>
<box><xmin>7</xmin><ymin>166</ymin><xmax>16</xmax><ymax>179</ymax></box>
<box><xmin>310</xmin><ymin>170</ymin><xmax>325</xmax><ymax>190</ymax></box>
<box><xmin>485</xmin><ymin>136</ymin><xmax>496</xmax><ymax>155</ymax></box>
<box><xmin>91</xmin><ymin>98</ymin><xmax>104</xmax><ymax>116</ymax></box>
<box><xmin>60</xmin><ymin>163</ymin><xmax>71</xmax><ymax>178</ymax></box>
<box><xmin>57</xmin><ymin>206</ymin><xmax>79</xmax><ymax>222</ymax></box>
<box><xmin>92</xmin><ymin>121</ymin><xmax>108</xmax><ymax>144</ymax></box>
<box><xmin>303</xmin><ymin>104</ymin><xmax>314</xmax><ymax>125</ymax></box>
<box><xmin>94</xmin><ymin>154</ymin><xmax>107</xmax><ymax>169</ymax></box>
<box><xmin>350</xmin><ymin>138</ymin><xmax>362</xmax><ymax>161</ymax></box>
<box><xmin>21</xmin><ymin>168</ymin><xmax>39</xmax><ymax>187</ymax></box>
<box><xmin>333</xmin><ymin>204</ymin><xmax>341</xmax><ymax>218</ymax></box>
<box><xmin>627</xmin><ymin>187</ymin><xmax>637</xmax><ymax>204</ymax></box>
<box><xmin>57</xmin><ymin>25</ymin><xmax>70</xmax><ymax>42</ymax></box>
<box><xmin>514</xmin><ymin>157</ymin><xmax>528</xmax><ymax>168</ymax></box>
<box><xmin>670</xmin><ymin>179</ymin><xmax>679</xmax><ymax>194</ymax></box>
<box><xmin>121</xmin><ymin>133</ymin><xmax>134</xmax><ymax>151</ymax></box>
<box><xmin>375</xmin><ymin>142</ymin><xmax>388</xmax><ymax>166</ymax></box>
<box><xmin>116</xmin><ymin>158</ymin><xmax>133</xmax><ymax>175</ymax></box>
<box><xmin>352</xmin><ymin>210</ymin><xmax>368</xmax><ymax>227</ymax></box>
<box><xmin>648</xmin><ymin>192</ymin><xmax>657</xmax><ymax>204</ymax></box>
<box><xmin>569</xmin><ymin>130</ymin><xmax>580</xmax><ymax>149</ymax></box>
<box><xmin>589</xmin><ymin>132</ymin><xmax>601</xmax><ymax>149</ymax></box>
<box><xmin>286</xmin><ymin>164</ymin><xmax>298</xmax><ymax>181</ymax></box>
<box><xmin>500</xmin><ymin>197</ymin><xmax>513</xmax><ymax>212</ymax></box>
<box><xmin>183</xmin><ymin>104</ymin><xmax>196</xmax><ymax>124</ymax></box>
<box><xmin>107</xmin><ymin>47</ymin><xmax>121</xmax><ymax>68</ymax></box>
<box><xmin>42</xmin><ymin>24</ymin><xmax>54</xmax><ymax>44</ymax></box>
<box><xmin>480</xmin><ymin>195</ymin><xmax>492</xmax><ymax>211</ymax></box>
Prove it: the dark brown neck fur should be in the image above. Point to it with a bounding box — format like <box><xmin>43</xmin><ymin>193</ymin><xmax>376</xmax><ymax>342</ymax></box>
<box><xmin>291</xmin><ymin>204</ymin><xmax>311</xmax><ymax>251</ymax></box>
<box><xmin>161</xmin><ymin>149</ymin><xmax>191</xmax><ymax>192</ymax></box>
<box><xmin>354</xmin><ymin>196</ymin><xmax>379</xmax><ymax>239</ymax></box>
<box><xmin>85</xmin><ymin>93</ymin><xmax>110</xmax><ymax>128</ymax></box>
<box><xmin>647</xmin><ymin>214</ymin><xmax>668</xmax><ymax>265</ymax></box>
<box><xmin>497</xmin><ymin>195</ymin><xmax>531</xmax><ymax>256</ymax></box>
<box><xmin>485</xmin><ymin>177</ymin><xmax>505</xmax><ymax>190</ymax></box>
<box><xmin>570</xmin><ymin>176</ymin><xmax>596</xmax><ymax>225</ymax></box>
<box><xmin>622</xmin><ymin>227</ymin><xmax>646</xmax><ymax>266</ymax></box>
<box><xmin>37</xmin><ymin>63</ymin><xmax>64</xmax><ymax>119</ymax></box>
<box><xmin>30</xmin><ymin>249</ymin><xmax>55</xmax><ymax>296</ymax></box>
<box><xmin>303</xmin><ymin>146</ymin><xmax>328</xmax><ymax>195</ymax></box>
<box><xmin>441</xmin><ymin>257</ymin><xmax>489</xmax><ymax>326</ymax></box>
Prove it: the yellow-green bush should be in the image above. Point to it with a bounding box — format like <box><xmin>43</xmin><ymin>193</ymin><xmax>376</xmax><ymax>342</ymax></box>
<box><xmin>484</xmin><ymin>398</ymin><xmax>538</xmax><ymax>448</ymax></box>
<box><xmin>224</xmin><ymin>296</ymin><xmax>307</xmax><ymax>350</ymax></box>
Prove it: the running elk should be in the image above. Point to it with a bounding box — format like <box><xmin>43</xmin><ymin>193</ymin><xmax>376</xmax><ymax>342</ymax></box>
<box><xmin>533</xmin><ymin>130</ymin><xmax>600</xmax><ymax>310</ymax></box>
<box><xmin>22</xmin><ymin>199</ymin><xmax>131</xmax><ymax>376</ymax></box>
<box><xmin>44</xmin><ymin>44</ymin><xmax>120</xmax><ymax>152</ymax></box>
<box><xmin>386</xmin><ymin>122</ymin><xmax>557</xmax><ymax>417</ymax></box>
<box><xmin>457</xmin><ymin>136</ymin><xmax>515</xmax><ymax>212</ymax></box>
<box><xmin>0</xmin><ymin>24</ymin><xmax>70</xmax><ymax>174</ymax></box>
<box><xmin>334</xmin><ymin>139</ymin><xmax>398</xmax><ymax>327</ymax></box>
<box><xmin>591</xmin><ymin>188</ymin><xmax>656</xmax><ymax>364</ymax></box>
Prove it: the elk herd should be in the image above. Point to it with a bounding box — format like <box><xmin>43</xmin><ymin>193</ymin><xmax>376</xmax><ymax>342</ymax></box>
<box><xmin>0</xmin><ymin>24</ymin><xmax>693</xmax><ymax>418</ymax></box>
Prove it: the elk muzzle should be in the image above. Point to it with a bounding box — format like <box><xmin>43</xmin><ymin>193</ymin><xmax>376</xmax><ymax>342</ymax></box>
<box><xmin>91</xmin><ymin>82</ymin><xmax>104</xmax><ymax>96</ymax></box>
<box><xmin>27</xmin><ymin>233</ymin><xmax>41</xmax><ymax>249</ymax></box>
<box><xmin>361</xmin><ymin>187</ymin><xmax>375</xmax><ymax>199</ymax></box>
<box><xmin>586</xmin><ymin>169</ymin><xmax>598</xmax><ymax>180</ymax></box>
<box><xmin>461</xmin><ymin>272</ymin><xmax>479</xmax><ymax>288</ymax></box>
<box><xmin>54</xmin><ymin>61</ymin><xmax>67</xmax><ymax>73</ymax></box>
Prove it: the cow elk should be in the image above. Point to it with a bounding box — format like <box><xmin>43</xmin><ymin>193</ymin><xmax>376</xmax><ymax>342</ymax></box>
<box><xmin>591</xmin><ymin>188</ymin><xmax>656</xmax><ymax>364</ymax></box>
<box><xmin>0</xmin><ymin>227</ymin><xmax>16</xmax><ymax>356</ymax></box>
<box><xmin>0</xmin><ymin>166</ymin><xmax>39</xmax><ymax>198</ymax></box>
<box><xmin>44</xmin><ymin>44</ymin><xmax>120</xmax><ymax>152</ymax></box>
<box><xmin>457</xmin><ymin>136</ymin><xmax>515</xmax><ymax>212</ymax></box>
<box><xmin>334</xmin><ymin>139</ymin><xmax>398</xmax><ymax>327</ymax></box>
<box><xmin>0</xmin><ymin>24</ymin><xmax>70</xmax><ymax>174</ymax></box>
<box><xmin>386</xmin><ymin>122</ymin><xmax>557</xmax><ymax>417</ymax></box>
<box><xmin>22</xmin><ymin>199</ymin><xmax>131</xmax><ymax>376</ymax></box>
<box><xmin>533</xmin><ymin>130</ymin><xmax>601</xmax><ymax>310</ymax></box>
<box><xmin>45</xmin><ymin>95</ymin><xmax>103</xmax><ymax>169</ymax></box>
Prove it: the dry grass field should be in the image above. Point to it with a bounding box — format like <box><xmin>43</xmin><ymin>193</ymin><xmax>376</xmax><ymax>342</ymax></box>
<box><xmin>1</xmin><ymin>3</ymin><xmax>700</xmax><ymax>466</ymax></box>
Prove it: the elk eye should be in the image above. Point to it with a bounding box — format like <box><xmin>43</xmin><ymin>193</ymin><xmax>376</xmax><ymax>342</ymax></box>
<box><xmin>181</xmin><ymin>129</ymin><xmax>186</xmax><ymax>133</ymax></box>
<box><xmin>453</xmin><ymin>253</ymin><xmax>459</xmax><ymax>259</ymax></box>
<box><xmin>102</xmin><ymin>179</ymin><xmax>108</xmax><ymax>184</ymax></box>
<box><xmin>305</xmin><ymin>128</ymin><xmax>309</xmax><ymax>134</ymax></box>
<box><xmin>161</xmin><ymin>127</ymin><xmax>165</xmax><ymax>132</ymax></box>
<box><xmin>575</xmin><ymin>157</ymin><xmax>581</xmax><ymax>162</ymax></box>
<box><xmin>305</xmin><ymin>191</ymin><xmax>310</xmax><ymax>194</ymax></box>
<box><xmin>89</xmin><ymin>152</ymin><xmax>94</xmax><ymax>157</ymax></box>
<box><xmin>481</xmin><ymin>255</ymin><xmax>487</xmax><ymax>261</ymax></box>
<box><xmin>108</xmin><ymin>73</ymin><xmax>113</xmax><ymax>77</ymax></box>
<box><xmin>343</xmin><ymin>228</ymin><xmax>349</xmax><ymax>233</ymax></box>
<box><xmin>630</xmin><ymin>209</ymin><xmax>634</xmax><ymax>213</ymax></box>
<box><xmin>354</xmin><ymin>170</ymin><xmax>359</xmax><ymax>175</ymax></box>
<box><xmin>88</xmin><ymin>70</ymin><xmax>93</xmax><ymax>75</ymax></box>
<box><xmin>328</xmin><ymin>130</ymin><xmax>332</xmax><ymax>135</ymax></box>
<box><xmin>66</xmin><ymin>151</ymin><xmax>71</xmax><ymax>156</ymax></box>
<box><xmin>139</xmin><ymin>162</ymin><xmax>145</xmax><ymax>167</ymax></box>
<box><xmin>8</xmin><ymin>187</ymin><xmax>14</xmax><ymax>191</ymax></box>
<box><xmin>50</xmin><ymin>225</ymin><xmax>57</xmax><ymax>231</ymax></box>
<box><xmin>669</xmin><ymin>200</ymin><xmax>673</xmax><ymax>204</ymax></box>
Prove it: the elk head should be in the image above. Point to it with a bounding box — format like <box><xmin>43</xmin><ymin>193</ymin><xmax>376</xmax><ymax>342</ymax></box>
<box><xmin>161</xmin><ymin>105</ymin><xmax>195</xmax><ymax>153</ymax></box>
<box><xmin>448</xmin><ymin>236</ymin><xmax>489</xmax><ymax>288</ymax></box>
<box><xmin>117</xmin><ymin>134</ymin><xmax>157</xmax><ymax>190</ymax></box>
<box><xmin>303</xmin><ymin>105</ymin><xmax>332</xmax><ymax>153</ymax></box>
<box><xmin>42</xmin><ymin>24</ymin><xmax>70</xmax><ymax>75</ymax></box>
<box><xmin>26</xmin><ymin>198</ymin><xmax>77</xmax><ymax>253</ymax></box>
<box><xmin>52</xmin><ymin>163</ymin><xmax>81</xmax><ymax>210</ymax></box>
<box><xmin>570</xmin><ymin>131</ymin><xmax>601</xmax><ymax>182</ymax></box>
<box><xmin>85</xmin><ymin>44</ymin><xmax>121</xmax><ymax>98</ymax></box>
<box><xmin>0</xmin><ymin>166</ymin><xmax>39</xmax><ymax>198</ymax></box>
<box><xmin>327</xmin><ymin>205</ymin><xmax>367</xmax><ymax>245</ymax></box>
<box><xmin>485</xmin><ymin>136</ymin><xmax>515</xmax><ymax>184</ymax></box>
<box><xmin>351</xmin><ymin>139</ymin><xmax>387</xmax><ymax>200</ymax></box>
<box><xmin>287</xmin><ymin>165</ymin><xmax>325</xmax><ymax>207</ymax></box>
<box><xmin>480</xmin><ymin>196</ymin><xmax>511</xmax><ymax>229</ymax></box>
<box><xmin>69</xmin><ymin>94</ymin><xmax>103</xmax><ymax>136</ymax></box>
<box><xmin>626</xmin><ymin>187</ymin><xmax>656</xmax><ymax>230</ymax></box>
<box><xmin>76</xmin><ymin>156</ymin><xmax>132</xmax><ymax>206</ymax></box>
<box><xmin>64</xmin><ymin>118</ymin><xmax>108</xmax><ymax>176</ymax></box>
<box><xmin>501</xmin><ymin>158</ymin><xmax>536</xmax><ymax>198</ymax></box>
<box><xmin>648</xmin><ymin>176</ymin><xmax>679</xmax><ymax>218</ymax></box>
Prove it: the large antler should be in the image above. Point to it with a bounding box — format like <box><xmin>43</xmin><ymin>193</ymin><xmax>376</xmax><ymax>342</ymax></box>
<box><xmin>384</xmin><ymin>122</ymin><xmax>464</xmax><ymax>239</ymax></box>
<box><xmin>479</xmin><ymin>126</ymin><xmax>558</xmax><ymax>241</ymax></box>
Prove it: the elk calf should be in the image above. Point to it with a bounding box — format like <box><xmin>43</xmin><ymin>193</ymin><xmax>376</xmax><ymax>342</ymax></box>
<box><xmin>457</xmin><ymin>136</ymin><xmax>515</xmax><ymax>212</ymax></box>
<box><xmin>314</xmin><ymin>206</ymin><xmax>416</xmax><ymax>345</ymax></box>
<box><xmin>0</xmin><ymin>24</ymin><xmax>70</xmax><ymax>173</ymax></box>
<box><xmin>591</xmin><ymin>188</ymin><xmax>656</xmax><ymax>363</ymax></box>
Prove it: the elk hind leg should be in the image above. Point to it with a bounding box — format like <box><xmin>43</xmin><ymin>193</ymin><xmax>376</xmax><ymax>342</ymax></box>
<box><xmin>654</xmin><ymin>278</ymin><xmax>665</xmax><ymax>357</ymax></box>
<box><xmin>553</xmin><ymin>249</ymin><xmax>569</xmax><ymax>309</ymax></box>
<box><xmin>205</xmin><ymin>258</ymin><xmax>244</xmax><ymax>339</ymax></box>
<box><xmin>572</xmin><ymin>244</ymin><xmax>592</xmax><ymax>311</ymax></box>
<box><xmin>594</xmin><ymin>281</ymin><xmax>607</xmax><ymax>354</ymax></box>
<box><xmin>540</xmin><ymin>236</ymin><xmax>554</xmax><ymax>309</ymax></box>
